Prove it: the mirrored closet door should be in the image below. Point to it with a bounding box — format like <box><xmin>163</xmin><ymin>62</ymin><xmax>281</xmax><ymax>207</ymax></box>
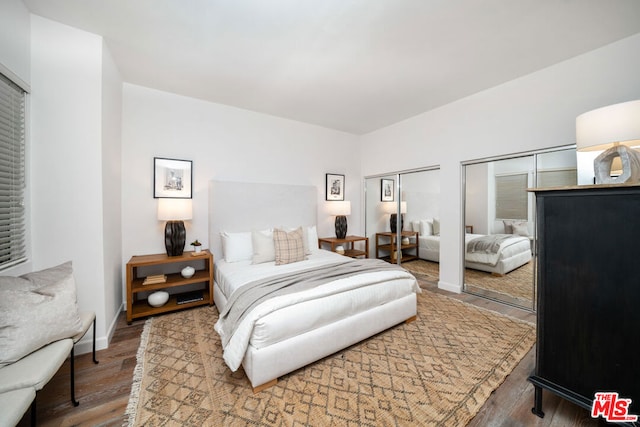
<box><xmin>462</xmin><ymin>146</ymin><xmax>577</xmax><ymax>310</ymax></box>
<box><xmin>365</xmin><ymin>168</ymin><xmax>440</xmax><ymax>284</ymax></box>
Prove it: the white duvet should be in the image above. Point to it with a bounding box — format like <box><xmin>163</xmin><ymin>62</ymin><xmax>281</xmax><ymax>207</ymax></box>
<box><xmin>214</xmin><ymin>250</ymin><xmax>420</xmax><ymax>371</ymax></box>
<box><xmin>419</xmin><ymin>233</ymin><xmax>530</xmax><ymax>266</ymax></box>
<box><xmin>465</xmin><ymin>233</ymin><xmax>530</xmax><ymax>266</ymax></box>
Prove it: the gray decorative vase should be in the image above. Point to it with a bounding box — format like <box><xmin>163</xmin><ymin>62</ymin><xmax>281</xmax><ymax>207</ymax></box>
<box><xmin>335</xmin><ymin>215</ymin><xmax>347</xmax><ymax>239</ymax></box>
<box><xmin>390</xmin><ymin>213</ymin><xmax>404</xmax><ymax>233</ymax></box>
<box><xmin>165</xmin><ymin>220</ymin><xmax>186</xmax><ymax>256</ymax></box>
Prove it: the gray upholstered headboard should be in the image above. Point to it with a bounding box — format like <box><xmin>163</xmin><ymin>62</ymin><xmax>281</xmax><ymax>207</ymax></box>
<box><xmin>208</xmin><ymin>180</ymin><xmax>318</xmax><ymax>262</ymax></box>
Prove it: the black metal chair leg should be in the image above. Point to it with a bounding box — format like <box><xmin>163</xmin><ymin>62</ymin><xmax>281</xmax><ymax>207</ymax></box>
<box><xmin>92</xmin><ymin>317</ymin><xmax>99</xmax><ymax>364</ymax></box>
<box><xmin>70</xmin><ymin>347</ymin><xmax>79</xmax><ymax>406</ymax></box>
<box><xmin>30</xmin><ymin>397</ymin><xmax>36</xmax><ymax>427</ymax></box>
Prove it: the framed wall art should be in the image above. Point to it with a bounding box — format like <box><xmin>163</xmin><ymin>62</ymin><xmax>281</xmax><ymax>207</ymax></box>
<box><xmin>326</xmin><ymin>173</ymin><xmax>345</xmax><ymax>201</ymax></box>
<box><xmin>381</xmin><ymin>178</ymin><xmax>394</xmax><ymax>202</ymax></box>
<box><xmin>154</xmin><ymin>157</ymin><xmax>193</xmax><ymax>199</ymax></box>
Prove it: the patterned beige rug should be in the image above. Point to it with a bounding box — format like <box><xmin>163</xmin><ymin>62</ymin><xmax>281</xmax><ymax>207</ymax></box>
<box><xmin>402</xmin><ymin>260</ymin><xmax>534</xmax><ymax>304</ymax></box>
<box><xmin>125</xmin><ymin>290</ymin><xmax>535</xmax><ymax>426</ymax></box>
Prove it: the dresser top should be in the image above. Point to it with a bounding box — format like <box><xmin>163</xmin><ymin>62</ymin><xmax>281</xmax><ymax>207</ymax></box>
<box><xmin>528</xmin><ymin>182</ymin><xmax>640</xmax><ymax>193</ymax></box>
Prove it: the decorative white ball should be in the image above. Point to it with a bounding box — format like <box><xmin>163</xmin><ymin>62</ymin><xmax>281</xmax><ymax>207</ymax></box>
<box><xmin>148</xmin><ymin>291</ymin><xmax>169</xmax><ymax>307</ymax></box>
<box><xmin>335</xmin><ymin>245</ymin><xmax>345</xmax><ymax>254</ymax></box>
<box><xmin>181</xmin><ymin>266</ymin><xmax>195</xmax><ymax>278</ymax></box>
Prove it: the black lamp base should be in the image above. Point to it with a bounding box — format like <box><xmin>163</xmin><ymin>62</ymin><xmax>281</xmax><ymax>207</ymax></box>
<box><xmin>335</xmin><ymin>215</ymin><xmax>347</xmax><ymax>239</ymax></box>
<box><xmin>390</xmin><ymin>213</ymin><xmax>404</xmax><ymax>233</ymax></box>
<box><xmin>165</xmin><ymin>220</ymin><xmax>186</xmax><ymax>256</ymax></box>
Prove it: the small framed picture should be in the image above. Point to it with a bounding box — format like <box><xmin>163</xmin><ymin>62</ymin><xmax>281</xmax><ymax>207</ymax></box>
<box><xmin>326</xmin><ymin>174</ymin><xmax>345</xmax><ymax>201</ymax></box>
<box><xmin>154</xmin><ymin>157</ymin><xmax>192</xmax><ymax>199</ymax></box>
<box><xmin>381</xmin><ymin>178</ymin><xmax>394</xmax><ymax>202</ymax></box>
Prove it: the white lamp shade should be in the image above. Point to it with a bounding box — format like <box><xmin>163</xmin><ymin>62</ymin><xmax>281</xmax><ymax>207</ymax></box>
<box><xmin>576</xmin><ymin>100</ymin><xmax>640</xmax><ymax>152</ymax></box>
<box><xmin>158</xmin><ymin>198</ymin><xmax>192</xmax><ymax>221</ymax></box>
<box><xmin>330</xmin><ymin>200</ymin><xmax>351</xmax><ymax>216</ymax></box>
<box><xmin>383</xmin><ymin>201</ymin><xmax>407</xmax><ymax>214</ymax></box>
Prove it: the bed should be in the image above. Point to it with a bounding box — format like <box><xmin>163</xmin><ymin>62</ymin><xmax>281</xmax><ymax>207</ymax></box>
<box><xmin>209</xmin><ymin>181</ymin><xmax>420</xmax><ymax>392</ymax></box>
<box><xmin>419</xmin><ymin>232</ymin><xmax>532</xmax><ymax>276</ymax></box>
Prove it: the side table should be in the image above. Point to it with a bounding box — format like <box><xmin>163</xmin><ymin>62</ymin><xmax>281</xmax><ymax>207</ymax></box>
<box><xmin>375</xmin><ymin>231</ymin><xmax>419</xmax><ymax>263</ymax></box>
<box><xmin>125</xmin><ymin>250</ymin><xmax>214</xmax><ymax>324</ymax></box>
<box><xmin>318</xmin><ymin>236</ymin><xmax>369</xmax><ymax>258</ymax></box>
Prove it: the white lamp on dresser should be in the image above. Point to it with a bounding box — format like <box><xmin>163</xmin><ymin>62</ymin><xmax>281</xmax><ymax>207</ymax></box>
<box><xmin>576</xmin><ymin>100</ymin><xmax>640</xmax><ymax>184</ymax></box>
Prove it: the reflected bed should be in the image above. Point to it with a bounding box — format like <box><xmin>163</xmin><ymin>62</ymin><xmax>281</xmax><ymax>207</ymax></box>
<box><xmin>419</xmin><ymin>233</ymin><xmax>531</xmax><ymax>275</ymax></box>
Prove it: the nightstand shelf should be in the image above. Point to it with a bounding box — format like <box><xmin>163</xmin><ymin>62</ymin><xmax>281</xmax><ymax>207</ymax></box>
<box><xmin>318</xmin><ymin>236</ymin><xmax>369</xmax><ymax>258</ymax></box>
<box><xmin>375</xmin><ymin>231</ymin><xmax>419</xmax><ymax>263</ymax></box>
<box><xmin>126</xmin><ymin>250</ymin><xmax>214</xmax><ymax>324</ymax></box>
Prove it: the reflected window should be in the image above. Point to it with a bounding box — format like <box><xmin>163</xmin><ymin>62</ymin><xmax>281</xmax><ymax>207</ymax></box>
<box><xmin>537</xmin><ymin>169</ymin><xmax>577</xmax><ymax>187</ymax></box>
<box><xmin>495</xmin><ymin>173</ymin><xmax>528</xmax><ymax>220</ymax></box>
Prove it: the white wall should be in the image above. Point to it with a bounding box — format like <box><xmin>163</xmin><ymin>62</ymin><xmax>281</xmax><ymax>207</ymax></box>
<box><xmin>121</xmin><ymin>84</ymin><xmax>361</xmax><ymax>300</ymax></box>
<box><xmin>0</xmin><ymin>0</ymin><xmax>30</xmax><ymax>85</ymax></box>
<box><xmin>30</xmin><ymin>15</ymin><xmax>121</xmax><ymax>352</ymax></box>
<box><xmin>0</xmin><ymin>0</ymin><xmax>32</xmax><ymax>277</ymax></box>
<box><xmin>360</xmin><ymin>33</ymin><xmax>640</xmax><ymax>293</ymax></box>
<box><xmin>101</xmin><ymin>41</ymin><xmax>124</xmax><ymax>342</ymax></box>
<box><xmin>401</xmin><ymin>169</ymin><xmax>441</xmax><ymax>226</ymax></box>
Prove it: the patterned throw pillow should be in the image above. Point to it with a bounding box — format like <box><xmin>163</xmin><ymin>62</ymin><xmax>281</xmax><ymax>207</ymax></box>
<box><xmin>273</xmin><ymin>227</ymin><xmax>306</xmax><ymax>265</ymax></box>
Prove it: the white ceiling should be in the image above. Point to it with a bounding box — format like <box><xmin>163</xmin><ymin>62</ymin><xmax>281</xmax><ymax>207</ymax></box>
<box><xmin>23</xmin><ymin>0</ymin><xmax>640</xmax><ymax>134</ymax></box>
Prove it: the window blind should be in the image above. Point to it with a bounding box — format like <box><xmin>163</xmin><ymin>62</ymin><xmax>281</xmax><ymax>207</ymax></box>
<box><xmin>495</xmin><ymin>173</ymin><xmax>528</xmax><ymax>220</ymax></box>
<box><xmin>537</xmin><ymin>168</ymin><xmax>577</xmax><ymax>188</ymax></box>
<box><xmin>0</xmin><ymin>72</ymin><xmax>26</xmax><ymax>270</ymax></box>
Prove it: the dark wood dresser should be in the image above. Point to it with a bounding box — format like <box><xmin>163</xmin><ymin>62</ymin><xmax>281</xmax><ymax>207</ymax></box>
<box><xmin>529</xmin><ymin>184</ymin><xmax>640</xmax><ymax>425</ymax></box>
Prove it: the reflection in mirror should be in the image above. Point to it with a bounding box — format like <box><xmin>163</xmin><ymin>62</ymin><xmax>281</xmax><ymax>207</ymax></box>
<box><xmin>365</xmin><ymin>169</ymin><xmax>440</xmax><ymax>285</ymax></box>
<box><xmin>365</xmin><ymin>174</ymin><xmax>397</xmax><ymax>259</ymax></box>
<box><xmin>463</xmin><ymin>147</ymin><xmax>577</xmax><ymax>310</ymax></box>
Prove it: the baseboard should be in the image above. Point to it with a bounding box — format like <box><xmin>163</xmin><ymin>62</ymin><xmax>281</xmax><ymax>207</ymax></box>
<box><xmin>73</xmin><ymin>302</ymin><xmax>124</xmax><ymax>355</ymax></box>
<box><xmin>438</xmin><ymin>280</ymin><xmax>462</xmax><ymax>293</ymax></box>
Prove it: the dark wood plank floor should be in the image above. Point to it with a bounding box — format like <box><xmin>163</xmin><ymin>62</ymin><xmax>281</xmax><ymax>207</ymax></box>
<box><xmin>17</xmin><ymin>280</ymin><xmax>599</xmax><ymax>426</ymax></box>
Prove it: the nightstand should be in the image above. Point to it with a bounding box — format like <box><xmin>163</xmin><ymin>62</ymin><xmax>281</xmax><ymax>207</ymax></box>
<box><xmin>318</xmin><ymin>236</ymin><xmax>369</xmax><ymax>258</ymax></box>
<box><xmin>125</xmin><ymin>250</ymin><xmax>214</xmax><ymax>324</ymax></box>
<box><xmin>375</xmin><ymin>231</ymin><xmax>419</xmax><ymax>263</ymax></box>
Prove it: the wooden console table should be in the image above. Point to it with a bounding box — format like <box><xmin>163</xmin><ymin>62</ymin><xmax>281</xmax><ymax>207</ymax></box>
<box><xmin>125</xmin><ymin>250</ymin><xmax>214</xmax><ymax>324</ymax></box>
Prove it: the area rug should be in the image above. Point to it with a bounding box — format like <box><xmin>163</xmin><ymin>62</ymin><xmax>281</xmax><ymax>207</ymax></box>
<box><xmin>402</xmin><ymin>260</ymin><xmax>534</xmax><ymax>305</ymax></box>
<box><xmin>125</xmin><ymin>290</ymin><xmax>535</xmax><ymax>426</ymax></box>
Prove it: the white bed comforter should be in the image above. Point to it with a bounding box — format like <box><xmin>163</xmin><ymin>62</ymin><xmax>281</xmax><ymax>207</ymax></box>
<box><xmin>214</xmin><ymin>250</ymin><xmax>420</xmax><ymax>371</ymax></box>
<box><xmin>465</xmin><ymin>233</ymin><xmax>529</xmax><ymax>266</ymax></box>
<box><xmin>419</xmin><ymin>233</ymin><xmax>530</xmax><ymax>266</ymax></box>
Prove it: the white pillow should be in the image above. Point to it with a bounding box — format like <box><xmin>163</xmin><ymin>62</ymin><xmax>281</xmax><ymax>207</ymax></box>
<box><xmin>252</xmin><ymin>229</ymin><xmax>275</xmax><ymax>264</ymax></box>
<box><xmin>432</xmin><ymin>218</ymin><xmax>440</xmax><ymax>236</ymax></box>
<box><xmin>306</xmin><ymin>225</ymin><xmax>319</xmax><ymax>253</ymax></box>
<box><xmin>512</xmin><ymin>222</ymin><xmax>529</xmax><ymax>237</ymax></box>
<box><xmin>220</xmin><ymin>231</ymin><xmax>253</xmax><ymax>263</ymax></box>
<box><xmin>411</xmin><ymin>221</ymin><xmax>420</xmax><ymax>233</ymax></box>
<box><xmin>504</xmin><ymin>220</ymin><xmax>527</xmax><ymax>235</ymax></box>
<box><xmin>0</xmin><ymin>261</ymin><xmax>83</xmax><ymax>367</ymax></box>
<box><xmin>419</xmin><ymin>219</ymin><xmax>433</xmax><ymax>236</ymax></box>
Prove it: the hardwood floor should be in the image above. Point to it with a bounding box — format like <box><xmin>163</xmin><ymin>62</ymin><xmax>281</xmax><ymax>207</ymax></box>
<box><xmin>17</xmin><ymin>281</ymin><xmax>599</xmax><ymax>426</ymax></box>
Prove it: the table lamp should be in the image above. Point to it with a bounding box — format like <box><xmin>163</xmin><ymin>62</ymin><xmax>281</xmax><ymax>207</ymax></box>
<box><xmin>158</xmin><ymin>198</ymin><xmax>192</xmax><ymax>256</ymax></box>
<box><xmin>576</xmin><ymin>100</ymin><xmax>640</xmax><ymax>184</ymax></box>
<box><xmin>387</xmin><ymin>201</ymin><xmax>407</xmax><ymax>233</ymax></box>
<box><xmin>330</xmin><ymin>201</ymin><xmax>351</xmax><ymax>239</ymax></box>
